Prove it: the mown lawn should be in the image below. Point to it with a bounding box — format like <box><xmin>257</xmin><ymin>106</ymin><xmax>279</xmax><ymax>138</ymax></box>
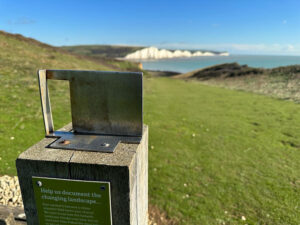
<box><xmin>144</xmin><ymin>78</ymin><xmax>300</xmax><ymax>224</ymax></box>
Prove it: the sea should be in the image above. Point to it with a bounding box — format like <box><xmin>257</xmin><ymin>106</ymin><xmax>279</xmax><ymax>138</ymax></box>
<box><xmin>139</xmin><ymin>55</ymin><xmax>300</xmax><ymax>73</ymax></box>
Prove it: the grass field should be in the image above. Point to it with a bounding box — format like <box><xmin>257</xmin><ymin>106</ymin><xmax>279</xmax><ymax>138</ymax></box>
<box><xmin>145</xmin><ymin>78</ymin><xmax>300</xmax><ymax>224</ymax></box>
<box><xmin>1</xmin><ymin>32</ymin><xmax>300</xmax><ymax>224</ymax></box>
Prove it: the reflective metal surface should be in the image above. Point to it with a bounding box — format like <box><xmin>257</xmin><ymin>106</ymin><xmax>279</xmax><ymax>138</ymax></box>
<box><xmin>48</xmin><ymin>131</ymin><xmax>142</xmax><ymax>153</ymax></box>
<box><xmin>38</xmin><ymin>69</ymin><xmax>143</xmax><ymax>152</ymax></box>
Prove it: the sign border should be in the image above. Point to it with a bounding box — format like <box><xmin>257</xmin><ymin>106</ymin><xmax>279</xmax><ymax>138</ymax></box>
<box><xmin>32</xmin><ymin>176</ymin><xmax>113</xmax><ymax>225</ymax></box>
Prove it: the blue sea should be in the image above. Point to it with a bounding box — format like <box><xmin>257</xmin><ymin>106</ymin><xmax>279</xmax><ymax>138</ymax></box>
<box><xmin>140</xmin><ymin>55</ymin><xmax>300</xmax><ymax>73</ymax></box>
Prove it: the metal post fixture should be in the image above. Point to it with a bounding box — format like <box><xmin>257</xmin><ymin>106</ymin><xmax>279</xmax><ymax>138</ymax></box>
<box><xmin>38</xmin><ymin>69</ymin><xmax>143</xmax><ymax>153</ymax></box>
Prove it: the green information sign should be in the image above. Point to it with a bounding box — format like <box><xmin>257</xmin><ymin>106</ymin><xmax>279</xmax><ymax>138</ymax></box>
<box><xmin>32</xmin><ymin>177</ymin><xmax>112</xmax><ymax>225</ymax></box>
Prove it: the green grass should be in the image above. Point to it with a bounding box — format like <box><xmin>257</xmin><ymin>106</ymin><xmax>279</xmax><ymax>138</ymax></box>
<box><xmin>145</xmin><ymin>78</ymin><xmax>300</xmax><ymax>224</ymax></box>
<box><xmin>1</xmin><ymin>32</ymin><xmax>300</xmax><ymax>224</ymax></box>
<box><xmin>61</xmin><ymin>45</ymin><xmax>143</xmax><ymax>58</ymax></box>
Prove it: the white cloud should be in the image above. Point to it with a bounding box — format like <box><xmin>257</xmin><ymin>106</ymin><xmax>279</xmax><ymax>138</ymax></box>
<box><xmin>7</xmin><ymin>17</ymin><xmax>35</xmax><ymax>25</ymax></box>
<box><xmin>287</xmin><ymin>44</ymin><xmax>294</xmax><ymax>51</ymax></box>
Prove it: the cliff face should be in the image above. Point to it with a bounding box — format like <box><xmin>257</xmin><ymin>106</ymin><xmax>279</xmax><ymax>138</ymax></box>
<box><xmin>125</xmin><ymin>46</ymin><xmax>229</xmax><ymax>59</ymax></box>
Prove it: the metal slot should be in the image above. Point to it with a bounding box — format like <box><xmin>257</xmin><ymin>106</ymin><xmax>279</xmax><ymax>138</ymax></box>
<box><xmin>38</xmin><ymin>69</ymin><xmax>143</xmax><ymax>153</ymax></box>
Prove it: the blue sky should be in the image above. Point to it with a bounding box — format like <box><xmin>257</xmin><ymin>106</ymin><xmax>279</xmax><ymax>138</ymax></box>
<box><xmin>0</xmin><ymin>0</ymin><xmax>300</xmax><ymax>55</ymax></box>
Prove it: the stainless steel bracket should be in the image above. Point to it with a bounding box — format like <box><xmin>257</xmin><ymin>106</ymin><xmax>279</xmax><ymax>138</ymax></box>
<box><xmin>38</xmin><ymin>69</ymin><xmax>143</xmax><ymax>153</ymax></box>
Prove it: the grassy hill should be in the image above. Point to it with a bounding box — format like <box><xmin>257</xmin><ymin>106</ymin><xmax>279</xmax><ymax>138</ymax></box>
<box><xmin>175</xmin><ymin>62</ymin><xmax>300</xmax><ymax>102</ymax></box>
<box><xmin>61</xmin><ymin>44</ymin><xmax>144</xmax><ymax>59</ymax></box>
<box><xmin>1</xmin><ymin>32</ymin><xmax>300</xmax><ymax>224</ymax></box>
<box><xmin>0</xmin><ymin>30</ymin><xmax>141</xmax><ymax>175</ymax></box>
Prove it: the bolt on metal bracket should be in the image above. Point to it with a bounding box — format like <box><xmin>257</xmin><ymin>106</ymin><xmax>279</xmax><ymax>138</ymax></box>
<box><xmin>38</xmin><ymin>69</ymin><xmax>143</xmax><ymax>153</ymax></box>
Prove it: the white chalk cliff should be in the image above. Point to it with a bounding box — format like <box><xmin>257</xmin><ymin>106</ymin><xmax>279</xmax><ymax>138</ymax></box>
<box><xmin>125</xmin><ymin>47</ymin><xmax>229</xmax><ymax>59</ymax></box>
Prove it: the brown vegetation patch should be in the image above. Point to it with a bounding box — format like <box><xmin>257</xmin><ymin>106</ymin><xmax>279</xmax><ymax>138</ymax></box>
<box><xmin>149</xmin><ymin>204</ymin><xmax>178</xmax><ymax>225</ymax></box>
<box><xmin>190</xmin><ymin>63</ymin><xmax>265</xmax><ymax>80</ymax></box>
<box><xmin>174</xmin><ymin>62</ymin><xmax>300</xmax><ymax>102</ymax></box>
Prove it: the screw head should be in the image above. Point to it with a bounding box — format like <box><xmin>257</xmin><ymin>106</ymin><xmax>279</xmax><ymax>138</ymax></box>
<box><xmin>100</xmin><ymin>143</ymin><xmax>110</xmax><ymax>147</ymax></box>
<box><xmin>59</xmin><ymin>140</ymin><xmax>70</xmax><ymax>145</ymax></box>
<box><xmin>100</xmin><ymin>185</ymin><xmax>106</xmax><ymax>190</ymax></box>
<box><xmin>36</xmin><ymin>181</ymin><xmax>42</xmax><ymax>187</ymax></box>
